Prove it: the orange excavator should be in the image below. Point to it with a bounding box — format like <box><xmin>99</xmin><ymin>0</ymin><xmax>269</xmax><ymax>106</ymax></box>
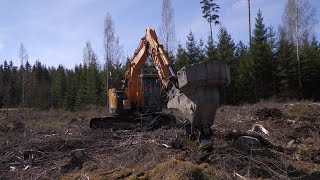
<box><xmin>90</xmin><ymin>28</ymin><xmax>230</xmax><ymax>147</ymax></box>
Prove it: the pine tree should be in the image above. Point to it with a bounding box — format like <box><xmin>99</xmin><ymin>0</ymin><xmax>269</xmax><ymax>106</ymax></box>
<box><xmin>0</xmin><ymin>64</ymin><xmax>3</xmax><ymax>108</ymax></box>
<box><xmin>83</xmin><ymin>42</ymin><xmax>100</xmax><ymax>105</ymax></box>
<box><xmin>216</xmin><ymin>27</ymin><xmax>236</xmax><ymax>103</ymax></box>
<box><xmin>174</xmin><ymin>43</ymin><xmax>189</xmax><ymax>71</ymax></box>
<box><xmin>64</xmin><ymin>69</ymin><xmax>77</xmax><ymax>110</ymax></box>
<box><xmin>76</xmin><ymin>64</ymin><xmax>89</xmax><ymax>109</ymax></box>
<box><xmin>29</xmin><ymin>61</ymin><xmax>51</xmax><ymax>109</ymax></box>
<box><xmin>235</xmin><ymin>41</ymin><xmax>255</xmax><ymax>102</ymax></box>
<box><xmin>276</xmin><ymin>27</ymin><xmax>297</xmax><ymax>99</ymax></box>
<box><xmin>186</xmin><ymin>31</ymin><xmax>200</xmax><ymax>64</ymax></box>
<box><xmin>251</xmin><ymin>10</ymin><xmax>274</xmax><ymax>99</ymax></box>
<box><xmin>52</xmin><ymin>65</ymin><xmax>67</xmax><ymax>108</ymax></box>
<box><xmin>267</xmin><ymin>26</ymin><xmax>277</xmax><ymax>96</ymax></box>
<box><xmin>205</xmin><ymin>36</ymin><xmax>216</xmax><ymax>61</ymax></box>
<box><xmin>198</xmin><ymin>38</ymin><xmax>206</xmax><ymax>62</ymax></box>
<box><xmin>200</xmin><ymin>0</ymin><xmax>220</xmax><ymax>51</ymax></box>
<box><xmin>300</xmin><ymin>36</ymin><xmax>320</xmax><ymax>99</ymax></box>
<box><xmin>216</xmin><ymin>27</ymin><xmax>235</xmax><ymax>64</ymax></box>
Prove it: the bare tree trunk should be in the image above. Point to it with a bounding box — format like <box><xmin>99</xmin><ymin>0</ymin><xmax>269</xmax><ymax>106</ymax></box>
<box><xmin>248</xmin><ymin>0</ymin><xmax>257</xmax><ymax>100</ymax></box>
<box><xmin>248</xmin><ymin>0</ymin><xmax>252</xmax><ymax>46</ymax></box>
<box><xmin>296</xmin><ymin>16</ymin><xmax>302</xmax><ymax>98</ymax></box>
<box><xmin>209</xmin><ymin>21</ymin><xmax>214</xmax><ymax>52</ymax></box>
<box><xmin>22</xmin><ymin>62</ymin><xmax>25</xmax><ymax>108</ymax></box>
<box><xmin>106</xmin><ymin>62</ymin><xmax>109</xmax><ymax>108</ymax></box>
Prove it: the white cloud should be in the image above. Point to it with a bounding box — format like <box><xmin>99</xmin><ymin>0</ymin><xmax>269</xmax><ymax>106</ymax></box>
<box><xmin>186</xmin><ymin>17</ymin><xmax>208</xmax><ymax>37</ymax></box>
<box><xmin>232</xmin><ymin>0</ymin><xmax>264</xmax><ymax>10</ymax></box>
<box><xmin>232</xmin><ymin>0</ymin><xmax>247</xmax><ymax>9</ymax></box>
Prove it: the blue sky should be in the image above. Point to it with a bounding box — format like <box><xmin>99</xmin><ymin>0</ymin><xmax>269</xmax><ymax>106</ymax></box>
<box><xmin>0</xmin><ymin>0</ymin><xmax>319</xmax><ymax>68</ymax></box>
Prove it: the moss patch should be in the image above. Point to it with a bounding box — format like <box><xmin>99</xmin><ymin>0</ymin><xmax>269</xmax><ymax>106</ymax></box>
<box><xmin>146</xmin><ymin>159</ymin><xmax>218</xmax><ymax>180</ymax></box>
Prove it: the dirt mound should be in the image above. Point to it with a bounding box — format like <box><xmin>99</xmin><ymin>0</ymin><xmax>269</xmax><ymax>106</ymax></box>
<box><xmin>61</xmin><ymin>149</ymin><xmax>92</xmax><ymax>173</ymax></box>
<box><xmin>255</xmin><ymin>108</ymin><xmax>283</xmax><ymax>120</ymax></box>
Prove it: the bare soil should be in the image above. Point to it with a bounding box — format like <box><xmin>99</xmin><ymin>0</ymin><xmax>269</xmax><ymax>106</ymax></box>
<box><xmin>0</xmin><ymin>101</ymin><xmax>319</xmax><ymax>179</ymax></box>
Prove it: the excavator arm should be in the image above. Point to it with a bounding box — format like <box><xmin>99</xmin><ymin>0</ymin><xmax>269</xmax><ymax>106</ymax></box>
<box><xmin>124</xmin><ymin>28</ymin><xmax>176</xmax><ymax>108</ymax></box>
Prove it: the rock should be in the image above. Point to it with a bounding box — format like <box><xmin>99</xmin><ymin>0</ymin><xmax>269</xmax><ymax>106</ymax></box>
<box><xmin>287</xmin><ymin>139</ymin><xmax>298</xmax><ymax>148</ymax></box>
<box><xmin>10</xmin><ymin>166</ymin><xmax>18</xmax><ymax>172</ymax></box>
<box><xmin>249</xmin><ymin>124</ymin><xmax>269</xmax><ymax>136</ymax></box>
<box><xmin>233</xmin><ymin>136</ymin><xmax>263</xmax><ymax>153</ymax></box>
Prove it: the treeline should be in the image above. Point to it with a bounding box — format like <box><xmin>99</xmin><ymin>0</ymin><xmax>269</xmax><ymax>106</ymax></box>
<box><xmin>0</xmin><ymin>55</ymin><xmax>125</xmax><ymax>110</ymax></box>
<box><xmin>175</xmin><ymin>10</ymin><xmax>320</xmax><ymax>104</ymax></box>
<box><xmin>1</xmin><ymin>10</ymin><xmax>320</xmax><ymax>110</ymax></box>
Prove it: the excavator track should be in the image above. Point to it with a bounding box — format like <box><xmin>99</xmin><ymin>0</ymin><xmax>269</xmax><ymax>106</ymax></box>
<box><xmin>90</xmin><ymin>113</ymin><xmax>177</xmax><ymax>131</ymax></box>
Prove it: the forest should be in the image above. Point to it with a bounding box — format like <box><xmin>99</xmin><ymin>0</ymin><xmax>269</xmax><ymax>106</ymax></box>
<box><xmin>0</xmin><ymin>1</ymin><xmax>320</xmax><ymax>110</ymax></box>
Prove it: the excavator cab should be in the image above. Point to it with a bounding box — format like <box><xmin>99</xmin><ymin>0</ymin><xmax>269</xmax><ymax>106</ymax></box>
<box><xmin>109</xmin><ymin>74</ymin><xmax>161</xmax><ymax>114</ymax></box>
<box><xmin>138</xmin><ymin>74</ymin><xmax>161</xmax><ymax>112</ymax></box>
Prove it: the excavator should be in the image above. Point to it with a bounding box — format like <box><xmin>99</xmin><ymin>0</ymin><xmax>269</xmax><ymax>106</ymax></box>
<box><xmin>90</xmin><ymin>28</ymin><xmax>230</xmax><ymax>147</ymax></box>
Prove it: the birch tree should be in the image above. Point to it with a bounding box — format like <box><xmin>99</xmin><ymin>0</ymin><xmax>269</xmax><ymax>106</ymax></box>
<box><xmin>18</xmin><ymin>43</ymin><xmax>28</xmax><ymax>107</ymax></box>
<box><xmin>282</xmin><ymin>0</ymin><xmax>317</xmax><ymax>97</ymax></box>
<box><xmin>103</xmin><ymin>13</ymin><xmax>123</xmax><ymax>106</ymax></box>
<box><xmin>159</xmin><ymin>0</ymin><xmax>176</xmax><ymax>54</ymax></box>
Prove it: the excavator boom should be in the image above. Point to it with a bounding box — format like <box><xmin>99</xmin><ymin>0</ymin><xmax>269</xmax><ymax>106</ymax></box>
<box><xmin>124</xmin><ymin>28</ymin><xmax>176</xmax><ymax>110</ymax></box>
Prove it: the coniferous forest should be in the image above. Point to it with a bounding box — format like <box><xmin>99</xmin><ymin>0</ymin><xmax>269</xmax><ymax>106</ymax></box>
<box><xmin>1</xmin><ymin>9</ymin><xmax>320</xmax><ymax>110</ymax></box>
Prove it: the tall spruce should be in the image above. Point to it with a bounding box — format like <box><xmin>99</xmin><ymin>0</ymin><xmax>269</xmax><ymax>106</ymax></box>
<box><xmin>174</xmin><ymin>43</ymin><xmax>189</xmax><ymax>71</ymax></box>
<box><xmin>276</xmin><ymin>27</ymin><xmax>298</xmax><ymax>99</ymax></box>
<box><xmin>216</xmin><ymin>27</ymin><xmax>235</xmax><ymax>64</ymax></box>
<box><xmin>186</xmin><ymin>31</ymin><xmax>200</xmax><ymax>63</ymax></box>
<box><xmin>83</xmin><ymin>41</ymin><xmax>100</xmax><ymax>105</ymax></box>
<box><xmin>205</xmin><ymin>36</ymin><xmax>216</xmax><ymax>61</ymax></box>
<box><xmin>216</xmin><ymin>27</ymin><xmax>236</xmax><ymax>103</ymax></box>
<box><xmin>251</xmin><ymin>10</ymin><xmax>274</xmax><ymax>99</ymax></box>
<box><xmin>300</xmin><ymin>36</ymin><xmax>320</xmax><ymax>99</ymax></box>
<box><xmin>235</xmin><ymin>41</ymin><xmax>253</xmax><ymax>102</ymax></box>
<box><xmin>0</xmin><ymin>64</ymin><xmax>3</xmax><ymax>108</ymax></box>
<box><xmin>52</xmin><ymin>65</ymin><xmax>67</xmax><ymax>108</ymax></box>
